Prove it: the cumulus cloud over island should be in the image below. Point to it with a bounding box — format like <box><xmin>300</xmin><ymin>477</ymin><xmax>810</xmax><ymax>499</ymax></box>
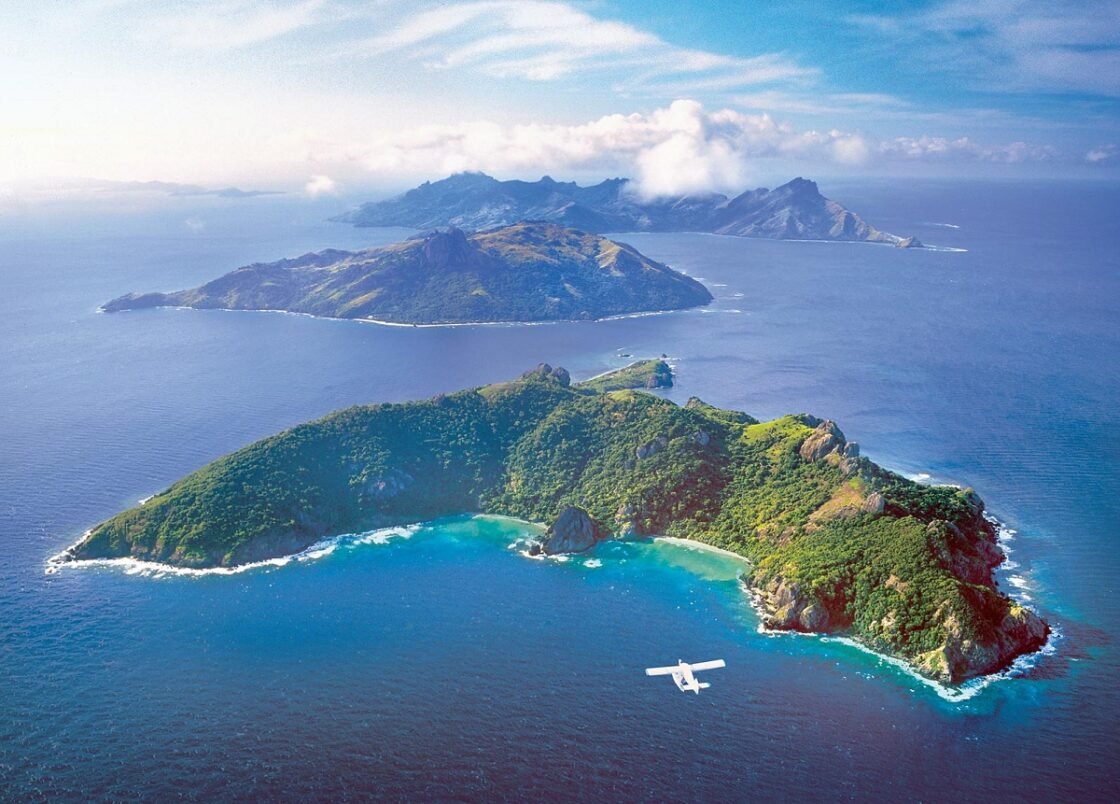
<box><xmin>355</xmin><ymin>99</ymin><xmax>1064</xmax><ymax>198</ymax></box>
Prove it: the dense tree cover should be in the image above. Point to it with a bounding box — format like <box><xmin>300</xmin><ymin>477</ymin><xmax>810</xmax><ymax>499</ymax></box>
<box><xmin>73</xmin><ymin>365</ymin><xmax>1046</xmax><ymax>681</ymax></box>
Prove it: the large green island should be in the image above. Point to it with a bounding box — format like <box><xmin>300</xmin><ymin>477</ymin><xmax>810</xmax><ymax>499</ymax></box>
<box><xmin>64</xmin><ymin>364</ymin><xmax>1047</xmax><ymax>684</ymax></box>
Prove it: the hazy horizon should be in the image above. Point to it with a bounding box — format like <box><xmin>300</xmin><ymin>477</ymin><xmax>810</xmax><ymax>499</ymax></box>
<box><xmin>3</xmin><ymin>0</ymin><xmax>1118</xmax><ymax>205</ymax></box>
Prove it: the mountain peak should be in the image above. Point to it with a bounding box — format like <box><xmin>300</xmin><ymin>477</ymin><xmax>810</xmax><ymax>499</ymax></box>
<box><xmin>782</xmin><ymin>177</ymin><xmax>820</xmax><ymax>195</ymax></box>
<box><xmin>420</xmin><ymin>226</ymin><xmax>473</xmax><ymax>266</ymax></box>
<box><xmin>438</xmin><ymin>171</ymin><xmax>497</xmax><ymax>187</ymax></box>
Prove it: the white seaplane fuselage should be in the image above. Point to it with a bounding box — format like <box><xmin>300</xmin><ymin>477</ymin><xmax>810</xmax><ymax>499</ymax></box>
<box><xmin>645</xmin><ymin>659</ymin><xmax>726</xmax><ymax>693</ymax></box>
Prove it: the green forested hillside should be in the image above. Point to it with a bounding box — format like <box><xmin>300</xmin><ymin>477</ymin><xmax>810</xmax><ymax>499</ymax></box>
<box><xmin>69</xmin><ymin>364</ymin><xmax>1046</xmax><ymax>683</ymax></box>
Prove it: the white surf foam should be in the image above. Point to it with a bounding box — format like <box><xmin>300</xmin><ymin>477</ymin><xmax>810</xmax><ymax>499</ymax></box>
<box><xmin>160</xmin><ymin>305</ymin><xmax>694</xmax><ymax>330</ymax></box>
<box><xmin>45</xmin><ymin>524</ymin><xmax>419</xmax><ymax>578</ymax></box>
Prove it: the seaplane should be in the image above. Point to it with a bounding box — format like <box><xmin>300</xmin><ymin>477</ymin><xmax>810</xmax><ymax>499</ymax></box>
<box><xmin>645</xmin><ymin>659</ymin><xmax>726</xmax><ymax>694</ymax></box>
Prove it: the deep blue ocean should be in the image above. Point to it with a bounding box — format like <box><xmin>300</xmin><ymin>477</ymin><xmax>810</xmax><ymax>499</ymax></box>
<box><xmin>1</xmin><ymin>181</ymin><xmax>1117</xmax><ymax>800</ymax></box>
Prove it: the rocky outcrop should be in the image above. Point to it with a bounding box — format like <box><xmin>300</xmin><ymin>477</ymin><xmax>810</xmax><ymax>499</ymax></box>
<box><xmin>615</xmin><ymin>503</ymin><xmax>639</xmax><ymax>537</ymax></box>
<box><xmin>420</xmin><ymin>226</ymin><xmax>473</xmax><ymax>267</ymax></box>
<box><xmin>359</xmin><ymin>469</ymin><xmax>414</xmax><ymax>501</ymax></box>
<box><xmin>752</xmin><ymin>566</ymin><xmax>1049</xmax><ymax>684</ymax></box>
<box><xmin>645</xmin><ymin>361</ymin><xmax>673</xmax><ymax>389</ymax></box>
<box><xmin>915</xmin><ymin>603</ymin><xmax>1049</xmax><ymax>683</ymax></box>
<box><xmin>538</xmin><ymin>506</ymin><xmax>609</xmax><ymax>555</ymax></box>
<box><xmin>799</xmin><ymin>420</ymin><xmax>846</xmax><ymax>461</ymax></box>
<box><xmin>635</xmin><ymin>435</ymin><xmax>669</xmax><ymax>460</ymax></box>
<box><xmin>754</xmin><ymin>575</ymin><xmax>841</xmax><ymax>632</ymax></box>
<box><xmin>523</xmin><ymin>363</ymin><xmax>571</xmax><ymax>387</ymax></box>
<box><xmin>862</xmin><ymin>491</ymin><xmax>885</xmax><ymax>514</ymax></box>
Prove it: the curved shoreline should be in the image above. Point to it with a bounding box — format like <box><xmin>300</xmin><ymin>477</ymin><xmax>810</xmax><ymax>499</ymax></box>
<box><xmin>46</xmin><ymin>524</ymin><xmax>420</xmax><ymax>577</ymax></box>
<box><xmin>47</xmin><ymin>512</ymin><xmax>1053</xmax><ymax>703</ymax></box>
<box><xmin>652</xmin><ymin>535</ymin><xmax>752</xmax><ymax>565</ymax></box>
<box><xmin>100</xmin><ymin>303</ymin><xmax>701</xmax><ymax>330</ymax></box>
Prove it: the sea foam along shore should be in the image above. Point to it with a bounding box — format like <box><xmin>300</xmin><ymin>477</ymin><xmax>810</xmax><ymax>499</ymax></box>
<box><xmin>46</xmin><ymin>511</ymin><xmax>1055</xmax><ymax>700</ymax></box>
<box><xmin>45</xmin><ymin>524</ymin><xmax>419</xmax><ymax>578</ymax></box>
<box><xmin>108</xmin><ymin>304</ymin><xmax>694</xmax><ymax>330</ymax></box>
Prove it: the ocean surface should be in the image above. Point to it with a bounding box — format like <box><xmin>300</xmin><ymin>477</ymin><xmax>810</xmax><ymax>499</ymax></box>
<box><xmin>1</xmin><ymin>180</ymin><xmax>1117</xmax><ymax>799</ymax></box>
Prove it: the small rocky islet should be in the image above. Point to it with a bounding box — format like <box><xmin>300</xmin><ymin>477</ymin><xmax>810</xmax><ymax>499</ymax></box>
<box><xmin>65</xmin><ymin>362</ymin><xmax>1046</xmax><ymax>684</ymax></box>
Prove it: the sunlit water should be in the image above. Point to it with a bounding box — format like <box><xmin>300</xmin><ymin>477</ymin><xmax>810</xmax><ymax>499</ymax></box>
<box><xmin>1</xmin><ymin>181</ymin><xmax>1117</xmax><ymax>798</ymax></box>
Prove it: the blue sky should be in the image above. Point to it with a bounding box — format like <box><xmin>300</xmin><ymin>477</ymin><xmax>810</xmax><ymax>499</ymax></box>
<box><xmin>2</xmin><ymin>0</ymin><xmax>1118</xmax><ymax>197</ymax></box>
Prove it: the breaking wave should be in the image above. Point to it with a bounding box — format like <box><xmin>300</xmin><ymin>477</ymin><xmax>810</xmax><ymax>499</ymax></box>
<box><xmin>45</xmin><ymin>524</ymin><xmax>419</xmax><ymax>578</ymax></box>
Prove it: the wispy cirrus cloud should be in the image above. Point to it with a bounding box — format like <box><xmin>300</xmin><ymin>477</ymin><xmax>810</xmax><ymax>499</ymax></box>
<box><xmin>70</xmin><ymin>0</ymin><xmax>814</xmax><ymax>94</ymax></box>
<box><xmin>342</xmin><ymin>1</ymin><xmax>815</xmax><ymax>89</ymax></box>
<box><xmin>848</xmin><ymin>0</ymin><xmax>1120</xmax><ymax>96</ymax></box>
<box><xmin>51</xmin><ymin>0</ymin><xmax>335</xmax><ymax>49</ymax></box>
<box><xmin>151</xmin><ymin>0</ymin><xmax>331</xmax><ymax>49</ymax></box>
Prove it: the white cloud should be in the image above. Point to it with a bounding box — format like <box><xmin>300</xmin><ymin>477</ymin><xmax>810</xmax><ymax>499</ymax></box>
<box><xmin>304</xmin><ymin>173</ymin><xmax>338</xmax><ymax>196</ymax></box>
<box><xmin>184</xmin><ymin>216</ymin><xmax>206</xmax><ymax>232</ymax></box>
<box><xmin>1086</xmin><ymin>144</ymin><xmax>1118</xmax><ymax>163</ymax></box>
<box><xmin>139</xmin><ymin>0</ymin><xmax>331</xmax><ymax>49</ymax></box>
<box><xmin>348</xmin><ymin>99</ymin><xmax>1057</xmax><ymax>197</ymax></box>
<box><xmin>881</xmin><ymin>135</ymin><xmax>1056</xmax><ymax>163</ymax></box>
<box><xmin>348</xmin><ymin>1</ymin><xmax>813</xmax><ymax>90</ymax></box>
<box><xmin>735</xmin><ymin>90</ymin><xmax>911</xmax><ymax>117</ymax></box>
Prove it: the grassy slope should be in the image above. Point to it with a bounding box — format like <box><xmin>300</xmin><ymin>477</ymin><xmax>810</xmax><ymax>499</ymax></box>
<box><xmin>575</xmin><ymin>359</ymin><xmax>674</xmax><ymax>393</ymax></box>
<box><xmin>103</xmin><ymin>224</ymin><xmax>713</xmax><ymax>324</ymax></box>
<box><xmin>72</xmin><ymin>370</ymin><xmax>1046</xmax><ymax>682</ymax></box>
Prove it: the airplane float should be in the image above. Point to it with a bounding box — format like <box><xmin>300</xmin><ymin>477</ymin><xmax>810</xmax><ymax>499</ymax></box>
<box><xmin>645</xmin><ymin>659</ymin><xmax>726</xmax><ymax>693</ymax></box>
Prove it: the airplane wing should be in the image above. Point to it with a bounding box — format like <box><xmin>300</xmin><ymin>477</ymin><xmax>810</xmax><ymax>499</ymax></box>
<box><xmin>645</xmin><ymin>666</ymin><xmax>679</xmax><ymax>676</ymax></box>
<box><xmin>689</xmin><ymin>660</ymin><xmax>726</xmax><ymax>672</ymax></box>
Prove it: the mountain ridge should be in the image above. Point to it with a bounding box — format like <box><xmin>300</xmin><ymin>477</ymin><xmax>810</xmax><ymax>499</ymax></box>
<box><xmin>100</xmin><ymin>222</ymin><xmax>713</xmax><ymax>324</ymax></box>
<box><xmin>335</xmin><ymin>172</ymin><xmax>922</xmax><ymax>247</ymax></box>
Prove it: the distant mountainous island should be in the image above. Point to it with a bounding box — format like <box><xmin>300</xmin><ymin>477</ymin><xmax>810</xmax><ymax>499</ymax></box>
<box><xmin>101</xmin><ymin>222</ymin><xmax>712</xmax><ymax>324</ymax></box>
<box><xmin>335</xmin><ymin>172</ymin><xmax>922</xmax><ymax>248</ymax></box>
<box><xmin>61</xmin><ymin>363</ymin><xmax>1046</xmax><ymax>684</ymax></box>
